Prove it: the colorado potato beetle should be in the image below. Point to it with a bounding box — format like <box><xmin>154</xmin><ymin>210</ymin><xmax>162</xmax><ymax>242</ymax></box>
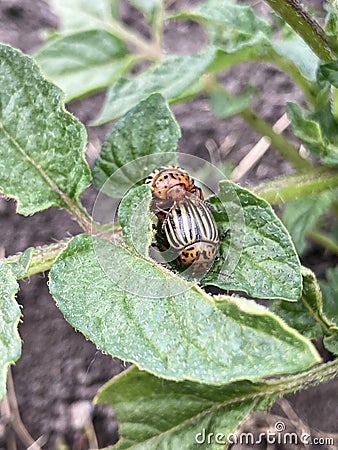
<box><xmin>145</xmin><ymin>166</ymin><xmax>204</xmax><ymax>210</ymax></box>
<box><xmin>158</xmin><ymin>197</ymin><xmax>219</xmax><ymax>276</ymax></box>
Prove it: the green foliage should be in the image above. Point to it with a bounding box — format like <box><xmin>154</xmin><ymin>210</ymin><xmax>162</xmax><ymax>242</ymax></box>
<box><xmin>1</xmin><ymin>0</ymin><xmax>338</xmax><ymax>446</ymax></box>
<box><xmin>0</xmin><ymin>44</ymin><xmax>91</xmax><ymax>215</ymax></box>
<box><xmin>0</xmin><ymin>262</ymin><xmax>21</xmax><ymax>399</ymax></box>
<box><xmin>34</xmin><ymin>30</ymin><xmax>135</xmax><ymax>102</ymax></box>
<box><xmin>48</xmin><ymin>0</ymin><xmax>119</xmax><ymax>34</ymax></box>
<box><xmin>319</xmin><ymin>267</ymin><xmax>338</xmax><ymax>327</ymax></box>
<box><xmin>92</xmin><ymin>49</ymin><xmax>216</xmax><ymax>124</ymax></box>
<box><xmin>282</xmin><ymin>191</ymin><xmax>336</xmax><ymax>255</ymax></box>
<box><xmin>118</xmin><ymin>185</ymin><xmax>153</xmax><ymax>257</ymax></box>
<box><xmin>6</xmin><ymin>247</ymin><xmax>34</xmax><ymax>279</ymax></box>
<box><xmin>95</xmin><ymin>365</ymin><xmax>272</xmax><ymax>449</ymax></box>
<box><xmin>205</xmin><ymin>181</ymin><xmax>302</xmax><ymax>301</ymax></box>
<box><xmin>49</xmin><ymin>234</ymin><xmax>319</xmax><ymax>384</ymax></box>
<box><xmin>92</xmin><ymin>93</ymin><xmax>179</xmax><ymax>196</ymax></box>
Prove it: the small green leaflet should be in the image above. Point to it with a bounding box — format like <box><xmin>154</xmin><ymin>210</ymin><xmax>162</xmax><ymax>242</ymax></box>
<box><xmin>6</xmin><ymin>247</ymin><xmax>34</xmax><ymax>279</ymax></box>
<box><xmin>319</xmin><ymin>266</ymin><xmax>338</xmax><ymax>327</ymax></box>
<box><xmin>49</xmin><ymin>234</ymin><xmax>319</xmax><ymax>385</ymax></box>
<box><xmin>48</xmin><ymin>0</ymin><xmax>119</xmax><ymax>34</ymax></box>
<box><xmin>118</xmin><ymin>185</ymin><xmax>153</xmax><ymax>257</ymax></box>
<box><xmin>287</xmin><ymin>102</ymin><xmax>338</xmax><ymax>165</ymax></box>
<box><xmin>170</xmin><ymin>0</ymin><xmax>271</xmax><ymax>53</ymax></box>
<box><xmin>204</xmin><ymin>180</ymin><xmax>302</xmax><ymax>301</ymax></box>
<box><xmin>95</xmin><ymin>366</ymin><xmax>273</xmax><ymax>449</ymax></box>
<box><xmin>318</xmin><ymin>60</ymin><xmax>338</xmax><ymax>88</ymax></box>
<box><xmin>282</xmin><ymin>191</ymin><xmax>336</xmax><ymax>255</ymax></box>
<box><xmin>34</xmin><ymin>29</ymin><xmax>135</xmax><ymax>102</ymax></box>
<box><xmin>92</xmin><ymin>94</ymin><xmax>179</xmax><ymax>196</ymax></box>
<box><xmin>0</xmin><ymin>262</ymin><xmax>21</xmax><ymax>400</ymax></box>
<box><xmin>0</xmin><ymin>44</ymin><xmax>91</xmax><ymax>215</ymax></box>
<box><xmin>92</xmin><ymin>48</ymin><xmax>216</xmax><ymax>124</ymax></box>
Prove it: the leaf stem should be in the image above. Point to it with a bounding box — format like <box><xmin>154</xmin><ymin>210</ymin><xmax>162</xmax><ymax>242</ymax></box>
<box><xmin>5</xmin><ymin>241</ymin><xmax>70</xmax><ymax>278</ymax></box>
<box><xmin>263</xmin><ymin>0</ymin><xmax>335</xmax><ymax>61</ymax></box>
<box><xmin>308</xmin><ymin>229</ymin><xmax>338</xmax><ymax>255</ymax></box>
<box><xmin>152</xmin><ymin>3</ymin><xmax>165</xmax><ymax>50</ymax></box>
<box><xmin>251</xmin><ymin>168</ymin><xmax>338</xmax><ymax>204</ymax></box>
<box><xmin>104</xmin><ymin>17</ymin><xmax>162</xmax><ymax>60</ymax></box>
<box><xmin>240</xmin><ymin>107</ymin><xmax>313</xmax><ymax>170</ymax></box>
<box><xmin>266</xmin><ymin>359</ymin><xmax>338</xmax><ymax>397</ymax></box>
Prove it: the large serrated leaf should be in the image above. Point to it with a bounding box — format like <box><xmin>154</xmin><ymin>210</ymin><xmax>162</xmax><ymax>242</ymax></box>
<box><xmin>49</xmin><ymin>234</ymin><xmax>319</xmax><ymax>384</ymax></box>
<box><xmin>92</xmin><ymin>93</ymin><xmax>179</xmax><ymax>196</ymax></box>
<box><xmin>0</xmin><ymin>262</ymin><xmax>21</xmax><ymax>400</ymax></box>
<box><xmin>118</xmin><ymin>185</ymin><xmax>153</xmax><ymax>257</ymax></box>
<box><xmin>92</xmin><ymin>48</ymin><xmax>216</xmax><ymax>124</ymax></box>
<box><xmin>203</xmin><ymin>180</ymin><xmax>302</xmax><ymax>301</ymax></box>
<box><xmin>0</xmin><ymin>44</ymin><xmax>91</xmax><ymax>215</ymax></box>
<box><xmin>35</xmin><ymin>29</ymin><xmax>135</xmax><ymax>102</ymax></box>
<box><xmin>48</xmin><ymin>0</ymin><xmax>119</xmax><ymax>34</ymax></box>
<box><xmin>95</xmin><ymin>366</ymin><xmax>272</xmax><ymax>449</ymax></box>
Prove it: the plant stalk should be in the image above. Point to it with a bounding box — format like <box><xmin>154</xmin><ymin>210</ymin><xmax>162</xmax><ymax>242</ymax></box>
<box><xmin>240</xmin><ymin>107</ymin><xmax>313</xmax><ymax>170</ymax></box>
<box><xmin>251</xmin><ymin>168</ymin><xmax>338</xmax><ymax>204</ymax></box>
<box><xmin>263</xmin><ymin>0</ymin><xmax>335</xmax><ymax>61</ymax></box>
<box><xmin>308</xmin><ymin>230</ymin><xmax>338</xmax><ymax>255</ymax></box>
<box><xmin>105</xmin><ymin>17</ymin><xmax>162</xmax><ymax>60</ymax></box>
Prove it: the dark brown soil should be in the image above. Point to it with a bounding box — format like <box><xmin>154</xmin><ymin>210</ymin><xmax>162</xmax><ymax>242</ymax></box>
<box><xmin>0</xmin><ymin>1</ymin><xmax>337</xmax><ymax>449</ymax></box>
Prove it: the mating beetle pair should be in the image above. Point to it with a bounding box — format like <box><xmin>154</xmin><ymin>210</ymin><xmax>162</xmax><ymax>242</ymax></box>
<box><xmin>145</xmin><ymin>166</ymin><xmax>219</xmax><ymax>276</ymax></box>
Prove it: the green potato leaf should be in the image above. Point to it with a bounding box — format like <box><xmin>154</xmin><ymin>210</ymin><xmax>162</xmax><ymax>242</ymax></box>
<box><xmin>35</xmin><ymin>29</ymin><xmax>135</xmax><ymax>102</ymax></box>
<box><xmin>0</xmin><ymin>44</ymin><xmax>91</xmax><ymax>215</ymax></box>
<box><xmin>49</xmin><ymin>234</ymin><xmax>320</xmax><ymax>385</ymax></box>
<box><xmin>118</xmin><ymin>185</ymin><xmax>153</xmax><ymax>257</ymax></box>
<box><xmin>95</xmin><ymin>365</ymin><xmax>273</xmax><ymax>449</ymax></box>
<box><xmin>0</xmin><ymin>262</ymin><xmax>21</xmax><ymax>400</ymax></box>
<box><xmin>203</xmin><ymin>180</ymin><xmax>302</xmax><ymax>301</ymax></box>
<box><xmin>48</xmin><ymin>0</ymin><xmax>119</xmax><ymax>34</ymax></box>
<box><xmin>319</xmin><ymin>266</ymin><xmax>338</xmax><ymax>327</ymax></box>
<box><xmin>92</xmin><ymin>93</ymin><xmax>179</xmax><ymax>196</ymax></box>
<box><xmin>92</xmin><ymin>48</ymin><xmax>216</xmax><ymax>124</ymax></box>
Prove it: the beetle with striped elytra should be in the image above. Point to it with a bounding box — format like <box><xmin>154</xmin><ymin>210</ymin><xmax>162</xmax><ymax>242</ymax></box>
<box><xmin>157</xmin><ymin>196</ymin><xmax>220</xmax><ymax>276</ymax></box>
<box><xmin>145</xmin><ymin>165</ymin><xmax>221</xmax><ymax>276</ymax></box>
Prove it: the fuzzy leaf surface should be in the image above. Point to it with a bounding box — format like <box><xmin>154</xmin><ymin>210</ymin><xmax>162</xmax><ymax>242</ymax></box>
<box><xmin>118</xmin><ymin>185</ymin><xmax>153</xmax><ymax>257</ymax></box>
<box><xmin>6</xmin><ymin>247</ymin><xmax>34</xmax><ymax>279</ymax></box>
<box><xmin>92</xmin><ymin>48</ymin><xmax>216</xmax><ymax>124</ymax></box>
<box><xmin>171</xmin><ymin>0</ymin><xmax>271</xmax><ymax>53</ymax></box>
<box><xmin>0</xmin><ymin>262</ymin><xmax>21</xmax><ymax>399</ymax></box>
<box><xmin>203</xmin><ymin>181</ymin><xmax>302</xmax><ymax>301</ymax></box>
<box><xmin>0</xmin><ymin>44</ymin><xmax>90</xmax><ymax>215</ymax></box>
<box><xmin>95</xmin><ymin>366</ymin><xmax>272</xmax><ymax>449</ymax></box>
<box><xmin>49</xmin><ymin>234</ymin><xmax>319</xmax><ymax>384</ymax></box>
<box><xmin>92</xmin><ymin>94</ymin><xmax>179</xmax><ymax>196</ymax></box>
<box><xmin>35</xmin><ymin>30</ymin><xmax>134</xmax><ymax>102</ymax></box>
<box><xmin>48</xmin><ymin>0</ymin><xmax>118</xmax><ymax>33</ymax></box>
